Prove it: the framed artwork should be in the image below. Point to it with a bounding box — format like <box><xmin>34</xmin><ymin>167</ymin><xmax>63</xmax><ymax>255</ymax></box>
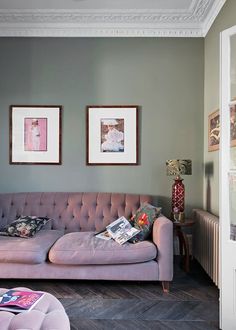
<box><xmin>10</xmin><ymin>105</ymin><xmax>62</xmax><ymax>164</ymax></box>
<box><xmin>230</xmin><ymin>102</ymin><xmax>236</xmax><ymax>147</ymax></box>
<box><xmin>208</xmin><ymin>109</ymin><xmax>220</xmax><ymax>152</ymax></box>
<box><xmin>86</xmin><ymin>105</ymin><xmax>139</xmax><ymax>165</ymax></box>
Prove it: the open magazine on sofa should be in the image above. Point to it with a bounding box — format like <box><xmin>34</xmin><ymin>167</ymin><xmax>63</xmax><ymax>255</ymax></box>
<box><xmin>95</xmin><ymin>216</ymin><xmax>140</xmax><ymax>245</ymax></box>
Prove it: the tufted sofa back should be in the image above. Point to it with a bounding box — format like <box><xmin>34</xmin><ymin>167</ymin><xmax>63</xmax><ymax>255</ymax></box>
<box><xmin>0</xmin><ymin>192</ymin><xmax>152</xmax><ymax>233</ymax></box>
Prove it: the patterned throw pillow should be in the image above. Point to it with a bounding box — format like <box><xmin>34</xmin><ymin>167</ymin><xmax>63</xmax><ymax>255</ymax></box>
<box><xmin>128</xmin><ymin>203</ymin><xmax>161</xmax><ymax>243</ymax></box>
<box><xmin>0</xmin><ymin>216</ymin><xmax>50</xmax><ymax>238</ymax></box>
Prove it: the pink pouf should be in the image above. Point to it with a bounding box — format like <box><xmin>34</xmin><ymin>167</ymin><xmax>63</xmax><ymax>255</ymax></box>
<box><xmin>0</xmin><ymin>287</ymin><xmax>70</xmax><ymax>330</ymax></box>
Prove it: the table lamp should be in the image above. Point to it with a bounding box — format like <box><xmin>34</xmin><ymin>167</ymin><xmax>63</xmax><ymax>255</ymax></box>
<box><xmin>166</xmin><ymin>159</ymin><xmax>192</xmax><ymax>221</ymax></box>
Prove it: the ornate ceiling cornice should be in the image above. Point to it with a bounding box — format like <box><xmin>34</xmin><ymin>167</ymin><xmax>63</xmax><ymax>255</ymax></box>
<box><xmin>0</xmin><ymin>0</ymin><xmax>226</xmax><ymax>37</ymax></box>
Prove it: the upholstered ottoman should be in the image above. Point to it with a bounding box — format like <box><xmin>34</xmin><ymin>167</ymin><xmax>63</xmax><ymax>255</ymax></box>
<box><xmin>0</xmin><ymin>287</ymin><xmax>70</xmax><ymax>330</ymax></box>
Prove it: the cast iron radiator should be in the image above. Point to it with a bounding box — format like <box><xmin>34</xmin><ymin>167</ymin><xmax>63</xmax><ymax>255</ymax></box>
<box><xmin>192</xmin><ymin>209</ymin><xmax>219</xmax><ymax>287</ymax></box>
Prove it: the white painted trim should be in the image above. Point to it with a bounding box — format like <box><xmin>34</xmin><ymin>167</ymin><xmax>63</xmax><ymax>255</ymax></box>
<box><xmin>220</xmin><ymin>24</ymin><xmax>236</xmax><ymax>329</ymax></box>
<box><xmin>0</xmin><ymin>0</ymin><xmax>226</xmax><ymax>37</ymax></box>
<box><xmin>0</xmin><ymin>27</ymin><xmax>203</xmax><ymax>38</ymax></box>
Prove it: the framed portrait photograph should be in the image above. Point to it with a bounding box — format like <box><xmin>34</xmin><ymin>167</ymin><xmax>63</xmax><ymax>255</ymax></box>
<box><xmin>86</xmin><ymin>105</ymin><xmax>138</xmax><ymax>165</ymax></box>
<box><xmin>10</xmin><ymin>105</ymin><xmax>62</xmax><ymax>164</ymax></box>
<box><xmin>230</xmin><ymin>102</ymin><xmax>236</xmax><ymax>147</ymax></box>
<box><xmin>208</xmin><ymin>109</ymin><xmax>220</xmax><ymax>152</ymax></box>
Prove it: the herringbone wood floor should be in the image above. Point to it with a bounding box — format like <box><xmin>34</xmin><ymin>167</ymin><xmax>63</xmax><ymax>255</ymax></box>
<box><xmin>0</xmin><ymin>258</ymin><xmax>219</xmax><ymax>330</ymax></box>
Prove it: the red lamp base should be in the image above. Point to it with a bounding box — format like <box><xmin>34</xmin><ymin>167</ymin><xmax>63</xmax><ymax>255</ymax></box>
<box><xmin>171</xmin><ymin>176</ymin><xmax>185</xmax><ymax>221</ymax></box>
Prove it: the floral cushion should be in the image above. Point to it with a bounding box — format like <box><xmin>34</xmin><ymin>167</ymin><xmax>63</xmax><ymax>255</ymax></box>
<box><xmin>129</xmin><ymin>203</ymin><xmax>161</xmax><ymax>243</ymax></box>
<box><xmin>0</xmin><ymin>216</ymin><xmax>51</xmax><ymax>238</ymax></box>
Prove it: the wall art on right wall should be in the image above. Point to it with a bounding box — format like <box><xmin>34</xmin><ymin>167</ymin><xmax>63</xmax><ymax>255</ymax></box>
<box><xmin>208</xmin><ymin>109</ymin><xmax>220</xmax><ymax>152</ymax></box>
<box><xmin>230</xmin><ymin>102</ymin><xmax>236</xmax><ymax>147</ymax></box>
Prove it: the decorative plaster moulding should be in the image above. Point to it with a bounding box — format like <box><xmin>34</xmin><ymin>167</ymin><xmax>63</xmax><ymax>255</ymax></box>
<box><xmin>0</xmin><ymin>0</ymin><xmax>226</xmax><ymax>37</ymax></box>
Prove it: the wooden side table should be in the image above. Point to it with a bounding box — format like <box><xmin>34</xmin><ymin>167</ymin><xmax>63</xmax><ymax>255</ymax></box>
<box><xmin>174</xmin><ymin>219</ymin><xmax>195</xmax><ymax>272</ymax></box>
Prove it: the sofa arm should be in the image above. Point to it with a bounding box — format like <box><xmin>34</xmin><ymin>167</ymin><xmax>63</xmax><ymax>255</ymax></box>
<box><xmin>152</xmin><ymin>215</ymin><xmax>173</xmax><ymax>281</ymax></box>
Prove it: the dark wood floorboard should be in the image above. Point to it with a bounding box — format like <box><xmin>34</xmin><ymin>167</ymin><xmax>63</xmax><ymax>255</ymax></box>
<box><xmin>0</xmin><ymin>257</ymin><xmax>219</xmax><ymax>329</ymax></box>
<box><xmin>69</xmin><ymin>320</ymin><xmax>219</xmax><ymax>330</ymax></box>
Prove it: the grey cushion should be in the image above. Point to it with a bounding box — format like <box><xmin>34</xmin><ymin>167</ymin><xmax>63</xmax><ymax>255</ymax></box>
<box><xmin>0</xmin><ymin>230</ymin><xmax>64</xmax><ymax>264</ymax></box>
<box><xmin>49</xmin><ymin>232</ymin><xmax>157</xmax><ymax>265</ymax></box>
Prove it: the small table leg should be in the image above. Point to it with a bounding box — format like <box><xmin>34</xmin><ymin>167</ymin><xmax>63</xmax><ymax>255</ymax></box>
<box><xmin>176</xmin><ymin>227</ymin><xmax>190</xmax><ymax>272</ymax></box>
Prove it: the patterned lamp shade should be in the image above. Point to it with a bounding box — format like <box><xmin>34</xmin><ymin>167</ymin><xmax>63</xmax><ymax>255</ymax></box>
<box><xmin>166</xmin><ymin>159</ymin><xmax>192</xmax><ymax>222</ymax></box>
<box><xmin>166</xmin><ymin>159</ymin><xmax>192</xmax><ymax>177</ymax></box>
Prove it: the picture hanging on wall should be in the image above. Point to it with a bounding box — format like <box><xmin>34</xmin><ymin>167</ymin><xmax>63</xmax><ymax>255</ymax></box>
<box><xmin>230</xmin><ymin>101</ymin><xmax>236</xmax><ymax>147</ymax></box>
<box><xmin>86</xmin><ymin>105</ymin><xmax>139</xmax><ymax>165</ymax></box>
<box><xmin>10</xmin><ymin>105</ymin><xmax>62</xmax><ymax>164</ymax></box>
<box><xmin>208</xmin><ymin>109</ymin><xmax>220</xmax><ymax>152</ymax></box>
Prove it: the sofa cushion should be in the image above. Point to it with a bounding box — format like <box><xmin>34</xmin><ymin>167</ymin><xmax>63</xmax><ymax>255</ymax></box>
<box><xmin>0</xmin><ymin>216</ymin><xmax>51</xmax><ymax>238</ymax></box>
<box><xmin>48</xmin><ymin>232</ymin><xmax>157</xmax><ymax>265</ymax></box>
<box><xmin>0</xmin><ymin>230</ymin><xmax>64</xmax><ymax>264</ymax></box>
<box><xmin>129</xmin><ymin>203</ymin><xmax>161</xmax><ymax>243</ymax></box>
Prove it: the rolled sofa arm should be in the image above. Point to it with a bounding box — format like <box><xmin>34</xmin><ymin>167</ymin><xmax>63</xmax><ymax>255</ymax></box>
<box><xmin>152</xmin><ymin>215</ymin><xmax>173</xmax><ymax>281</ymax></box>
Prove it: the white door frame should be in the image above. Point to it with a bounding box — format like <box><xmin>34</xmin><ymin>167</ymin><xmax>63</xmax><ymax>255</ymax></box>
<box><xmin>220</xmin><ymin>24</ymin><xmax>236</xmax><ymax>330</ymax></box>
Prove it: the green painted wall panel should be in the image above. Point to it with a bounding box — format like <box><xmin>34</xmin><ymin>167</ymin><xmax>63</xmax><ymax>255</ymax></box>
<box><xmin>0</xmin><ymin>37</ymin><xmax>204</xmax><ymax>216</ymax></box>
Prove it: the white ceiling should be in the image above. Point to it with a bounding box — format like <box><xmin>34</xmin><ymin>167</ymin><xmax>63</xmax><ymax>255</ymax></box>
<box><xmin>0</xmin><ymin>0</ymin><xmax>227</xmax><ymax>37</ymax></box>
<box><xmin>0</xmin><ymin>0</ymin><xmax>205</xmax><ymax>10</ymax></box>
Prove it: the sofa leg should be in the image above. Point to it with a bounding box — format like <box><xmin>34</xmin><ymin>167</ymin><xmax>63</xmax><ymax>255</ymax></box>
<box><xmin>162</xmin><ymin>281</ymin><xmax>170</xmax><ymax>293</ymax></box>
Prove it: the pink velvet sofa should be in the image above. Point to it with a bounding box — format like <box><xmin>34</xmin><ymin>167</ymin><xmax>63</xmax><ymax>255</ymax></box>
<box><xmin>0</xmin><ymin>192</ymin><xmax>173</xmax><ymax>292</ymax></box>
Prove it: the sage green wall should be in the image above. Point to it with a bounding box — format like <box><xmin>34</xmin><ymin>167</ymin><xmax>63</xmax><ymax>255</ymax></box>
<box><xmin>0</xmin><ymin>38</ymin><xmax>204</xmax><ymax>216</ymax></box>
<box><xmin>204</xmin><ymin>0</ymin><xmax>236</xmax><ymax>216</ymax></box>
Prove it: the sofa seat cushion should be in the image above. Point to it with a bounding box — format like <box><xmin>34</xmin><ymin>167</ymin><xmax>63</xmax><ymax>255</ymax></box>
<box><xmin>0</xmin><ymin>230</ymin><xmax>64</xmax><ymax>264</ymax></box>
<box><xmin>48</xmin><ymin>232</ymin><xmax>157</xmax><ymax>265</ymax></box>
